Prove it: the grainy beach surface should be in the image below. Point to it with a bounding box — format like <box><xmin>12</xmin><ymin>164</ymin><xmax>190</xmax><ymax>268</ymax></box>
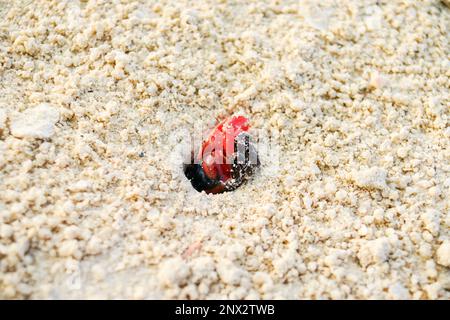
<box><xmin>0</xmin><ymin>0</ymin><xmax>449</xmax><ymax>299</ymax></box>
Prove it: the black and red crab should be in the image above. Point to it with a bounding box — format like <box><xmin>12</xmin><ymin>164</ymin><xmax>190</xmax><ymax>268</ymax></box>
<box><xmin>183</xmin><ymin>115</ymin><xmax>260</xmax><ymax>194</ymax></box>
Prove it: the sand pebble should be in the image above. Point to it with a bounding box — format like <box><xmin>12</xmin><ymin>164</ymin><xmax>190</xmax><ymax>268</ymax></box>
<box><xmin>352</xmin><ymin>167</ymin><xmax>388</xmax><ymax>190</ymax></box>
<box><xmin>10</xmin><ymin>104</ymin><xmax>59</xmax><ymax>139</ymax></box>
<box><xmin>436</xmin><ymin>242</ymin><xmax>450</xmax><ymax>267</ymax></box>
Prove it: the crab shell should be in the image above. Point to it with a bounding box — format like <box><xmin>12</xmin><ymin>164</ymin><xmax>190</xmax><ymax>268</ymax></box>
<box><xmin>184</xmin><ymin>115</ymin><xmax>259</xmax><ymax>194</ymax></box>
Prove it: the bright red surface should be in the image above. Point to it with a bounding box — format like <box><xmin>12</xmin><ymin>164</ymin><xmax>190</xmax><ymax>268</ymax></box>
<box><xmin>200</xmin><ymin>115</ymin><xmax>250</xmax><ymax>182</ymax></box>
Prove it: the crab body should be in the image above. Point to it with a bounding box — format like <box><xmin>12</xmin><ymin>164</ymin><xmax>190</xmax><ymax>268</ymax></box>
<box><xmin>184</xmin><ymin>115</ymin><xmax>259</xmax><ymax>194</ymax></box>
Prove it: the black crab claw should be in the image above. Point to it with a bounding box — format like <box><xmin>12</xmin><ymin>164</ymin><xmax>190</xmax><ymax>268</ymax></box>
<box><xmin>183</xmin><ymin>161</ymin><xmax>222</xmax><ymax>193</ymax></box>
<box><xmin>224</xmin><ymin>132</ymin><xmax>260</xmax><ymax>192</ymax></box>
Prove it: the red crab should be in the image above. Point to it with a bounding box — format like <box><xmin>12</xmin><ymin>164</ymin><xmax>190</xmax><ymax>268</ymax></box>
<box><xmin>184</xmin><ymin>115</ymin><xmax>259</xmax><ymax>194</ymax></box>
